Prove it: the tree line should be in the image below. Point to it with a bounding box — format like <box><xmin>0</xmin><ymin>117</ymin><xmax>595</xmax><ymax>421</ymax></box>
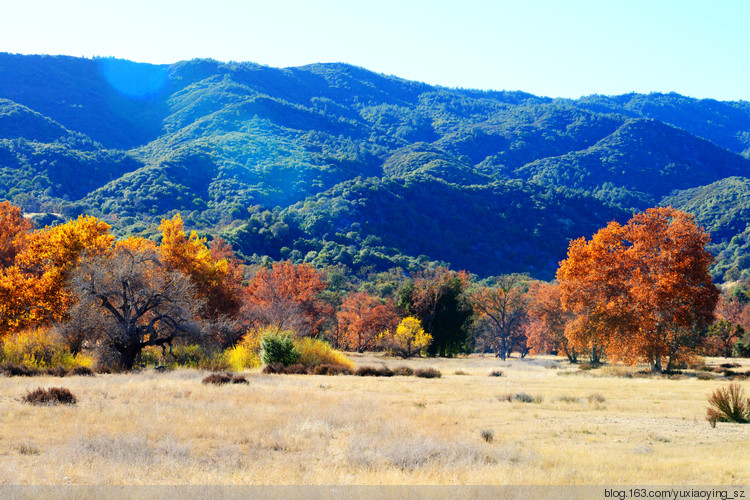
<box><xmin>0</xmin><ymin>200</ymin><xmax>747</xmax><ymax>372</ymax></box>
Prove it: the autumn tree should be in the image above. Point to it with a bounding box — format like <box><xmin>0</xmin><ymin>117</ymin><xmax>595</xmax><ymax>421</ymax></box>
<box><xmin>67</xmin><ymin>247</ymin><xmax>202</xmax><ymax>370</ymax></box>
<box><xmin>159</xmin><ymin>215</ymin><xmax>243</xmax><ymax>320</ymax></box>
<box><xmin>243</xmin><ymin>260</ymin><xmax>331</xmax><ymax>337</ymax></box>
<box><xmin>705</xmin><ymin>292</ymin><xmax>750</xmax><ymax>357</ymax></box>
<box><xmin>558</xmin><ymin>207</ymin><xmax>719</xmax><ymax>372</ymax></box>
<box><xmin>379</xmin><ymin>316</ymin><xmax>432</xmax><ymax>358</ymax></box>
<box><xmin>471</xmin><ymin>274</ymin><xmax>530</xmax><ymax>360</ymax></box>
<box><xmin>526</xmin><ymin>281</ymin><xmax>577</xmax><ymax>362</ymax></box>
<box><xmin>0</xmin><ymin>201</ymin><xmax>32</xmax><ymax>268</ymax></box>
<box><xmin>400</xmin><ymin>267</ymin><xmax>473</xmax><ymax>356</ymax></box>
<box><xmin>337</xmin><ymin>292</ymin><xmax>400</xmax><ymax>352</ymax></box>
<box><xmin>0</xmin><ymin>215</ymin><xmax>112</xmax><ymax>334</ymax></box>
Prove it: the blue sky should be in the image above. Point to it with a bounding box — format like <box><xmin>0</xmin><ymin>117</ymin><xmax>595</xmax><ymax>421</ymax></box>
<box><xmin>2</xmin><ymin>0</ymin><xmax>749</xmax><ymax>100</ymax></box>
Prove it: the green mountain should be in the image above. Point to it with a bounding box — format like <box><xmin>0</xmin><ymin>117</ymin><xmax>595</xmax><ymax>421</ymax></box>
<box><xmin>0</xmin><ymin>53</ymin><xmax>749</xmax><ymax>281</ymax></box>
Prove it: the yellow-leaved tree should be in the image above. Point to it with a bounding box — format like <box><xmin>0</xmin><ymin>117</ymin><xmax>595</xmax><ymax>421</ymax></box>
<box><xmin>159</xmin><ymin>214</ymin><xmax>243</xmax><ymax>321</ymax></box>
<box><xmin>379</xmin><ymin>316</ymin><xmax>432</xmax><ymax>358</ymax></box>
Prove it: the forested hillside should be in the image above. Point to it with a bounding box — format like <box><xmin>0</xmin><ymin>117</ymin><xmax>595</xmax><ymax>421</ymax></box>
<box><xmin>1</xmin><ymin>53</ymin><xmax>749</xmax><ymax>281</ymax></box>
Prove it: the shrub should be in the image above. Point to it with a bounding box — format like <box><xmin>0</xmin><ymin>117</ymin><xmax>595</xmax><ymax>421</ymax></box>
<box><xmin>261</xmin><ymin>362</ymin><xmax>284</xmax><ymax>374</ymax></box>
<box><xmin>578</xmin><ymin>363</ymin><xmax>597</xmax><ymax>371</ymax></box>
<box><xmin>496</xmin><ymin>393</ymin><xmax>513</xmax><ymax>402</ymax></box>
<box><xmin>706</xmin><ymin>383</ymin><xmax>750</xmax><ymax>425</ymax></box>
<box><xmin>392</xmin><ymin>366</ymin><xmax>414</xmax><ymax>376</ymax></box>
<box><xmin>587</xmin><ymin>393</ymin><xmax>606</xmax><ymax>403</ymax></box>
<box><xmin>513</xmin><ymin>392</ymin><xmax>542</xmax><ymax>403</ymax></box>
<box><xmin>0</xmin><ymin>363</ymin><xmax>40</xmax><ymax>376</ymax></box>
<box><xmin>260</xmin><ymin>331</ymin><xmax>300</xmax><ymax>366</ymax></box>
<box><xmin>226</xmin><ymin>329</ymin><xmax>264</xmax><ymax>372</ymax></box>
<box><xmin>1</xmin><ymin>327</ymin><xmax>92</xmax><ymax>371</ymax></box>
<box><xmin>313</xmin><ymin>364</ymin><xmax>353</xmax><ymax>376</ymax></box>
<box><xmin>23</xmin><ymin>387</ymin><xmax>77</xmax><ymax>405</ymax></box>
<box><xmin>202</xmin><ymin>373</ymin><xmax>233</xmax><ymax>385</ymax></box>
<box><xmin>45</xmin><ymin>366</ymin><xmax>69</xmax><ymax>377</ymax></box>
<box><xmin>201</xmin><ymin>373</ymin><xmax>248</xmax><ymax>384</ymax></box>
<box><xmin>296</xmin><ymin>337</ymin><xmax>354</xmax><ymax>370</ymax></box>
<box><xmin>696</xmin><ymin>372</ymin><xmax>715</xmax><ymax>380</ymax></box>
<box><xmin>197</xmin><ymin>350</ymin><xmax>232</xmax><ymax>372</ymax></box>
<box><xmin>489</xmin><ymin>370</ymin><xmax>504</xmax><ymax>377</ymax></box>
<box><xmin>481</xmin><ymin>429</ymin><xmax>494</xmax><ymax>443</ymax></box>
<box><xmin>355</xmin><ymin>365</ymin><xmax>394</xmax><ymax>377</ymax></box>
<box><xmin>454</xmin><ymin>370</ymin><xmax>469</xmax><ymax>375</ymax></box>
<box><xmin>557</xmin><ymin>395</ymin><xmax>581</xmax><ymax>403</ymax></box>
<box><xmin>414</xmin><ymin>367</ymin><xmax>442</xmax><ymax>379</ymax></box>
<box><xmin>282</xmin><ymin>363</ymin><xmax>312</xmax><ymax>375</ymax></box>
<box><xmin>70</xmin><ymin>366</ymin><xmax>94</xmax><ymax>376</ymax></box>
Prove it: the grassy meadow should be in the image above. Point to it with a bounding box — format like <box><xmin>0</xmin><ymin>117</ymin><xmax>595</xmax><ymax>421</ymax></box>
<box><xmin>0</xmin><ymin>354</ymin><xmax>748</xmax><ymax>485</ymax></box>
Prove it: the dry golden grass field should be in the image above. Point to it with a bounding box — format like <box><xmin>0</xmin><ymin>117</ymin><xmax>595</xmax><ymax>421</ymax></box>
<box><xmin>0</xmin><ymin>354</ymin><xmax>749</xmax><ymax>485</ymax></box>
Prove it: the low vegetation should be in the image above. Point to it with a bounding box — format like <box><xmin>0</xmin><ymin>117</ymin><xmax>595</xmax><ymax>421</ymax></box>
<box><xmin>23</xmin><ymin>387</ymin><xmax>77</xmax><ymax>405</ymax></box>
<box><xmin>2</xmin><ymin>354</ymin><xmax>747</xmax><ymax>485</ymax></box>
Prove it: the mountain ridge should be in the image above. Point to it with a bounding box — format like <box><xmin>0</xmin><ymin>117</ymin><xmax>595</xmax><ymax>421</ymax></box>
<box><xmin>0</xmin><ymin>53</ymin><xmax>748</xmax><ymax>281</ymax></box>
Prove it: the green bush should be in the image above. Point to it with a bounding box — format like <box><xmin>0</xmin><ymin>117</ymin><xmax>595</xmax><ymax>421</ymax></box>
<box><xmin>260</xmin><ymin>331</ymin><xmax>300</xmax><ymax>366</ymax></box>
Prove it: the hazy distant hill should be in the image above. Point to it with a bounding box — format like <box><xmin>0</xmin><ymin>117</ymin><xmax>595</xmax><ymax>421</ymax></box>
<box><xmin>0</xmin><ymin>52</ymin><xmax>749</xmax><ymax>281</ymax></box>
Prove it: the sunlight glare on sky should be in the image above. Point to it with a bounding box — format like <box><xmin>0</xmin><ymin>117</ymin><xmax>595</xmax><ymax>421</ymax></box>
<box><xmin>2</xmin><ymin>0</ymin><xmax>748</xmax><ymax>100</ymax></box>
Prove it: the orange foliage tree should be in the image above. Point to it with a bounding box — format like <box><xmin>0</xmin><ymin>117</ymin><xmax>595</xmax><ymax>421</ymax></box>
<box><xmin>159</xmin><ymin>215</ymin><xmax>243</xmax><ymax>320</ymax></box>
<box><xmin>0</xmin><ymin>215</ymin><xmax>112</xmax><ymax>334</ymax></box>
<box><xmin>244</xmin><ymin>260</ymin><xmax>331</xmax><ymax>337</ymax></box>
<box><xmin>0</xmin><ymin>201</ymin><xmax>32</xmax><ymax>267</ymax></box>
<box><xmin>526</xmin><ymin>281</ymin><xmax>577</xmax><ymax>362</ymax></box>
<box><xmin>337</xmin><ymin>292</ymin><xmax>400</xmax><ymax>352</ymax></box>
<box><xmin>558</xmin><ymin>207</ymin><xmax>719</xmax><ymax>371</ymax></box>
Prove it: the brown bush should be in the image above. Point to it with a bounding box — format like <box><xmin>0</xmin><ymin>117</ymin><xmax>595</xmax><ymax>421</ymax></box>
<box><xmin>282</xmin><ymin>364</ymin><xmax>312</xmax><ymax>375</ymax></box>
<box><xmin>23</xmin><ymin>387</ymin><xmax>77</xmax><ymax>405</ymax></box>
<box><xmin>262</xmin><ymin>362</ymin><xmax>285</xmax><ymax>374</ymax></box>
<box><xmin>489</xmin><ymin>370</ymin><xmax>504</xmax><ymax>377</ymax></box>
<box><xmin>392</xmin><ymin>366</ymin><xmax>414</xmax><ymax>376</ymax></box>
<box><xmin>1</xmin><ymin>363</ymin><xmax>40</xmax><ymax>377</ymax></box>
<box><xmin>313</xmin><ymin>364</ymin><xmax>353</xmax><ymax>376</ymax></box>
<box><xmin>45</xmin><ymin>366</ymin><xmax>69</xmax><ymax>377</ymax></box>
<box><xmin>230</xmin><ymin>375</ymin><xmax>249</xmax><ymax>384</ymax></box>
<box><xmin>414</xmin><ymin>368</ymin><xmax>442</xmax><ymax>379</ymax></box>
<box><xmin>70</xmin><ymin>366</ymin><xmax>95</xmax><ymax>376</ymax></box>
<box><xmin>202</xmin><ymin>373</ymin><xmax>233</xmax><ymax>385</ymax></box>
<box><xmin>354</xmin><ymin>366</ymin><xmax>394</xmax><ymax>377</ymax></box>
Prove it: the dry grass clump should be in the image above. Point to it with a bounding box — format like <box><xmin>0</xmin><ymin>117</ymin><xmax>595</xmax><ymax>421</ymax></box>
<box><xmin>346</xmin><ymin>433</ymin><xmax>516</xmax><ymax>472</ymax></box>
<box><xmin>23</xmin><ymin>387</ymin><xmax>77</xmax><ymax>405</ymax></box>
<box><xmin>496</xmin><ymin>393</ymin><xmax>514</xmax><ymax>402</ymax></box>
<box><xmin>414</xmin><ymin>367</ymin><xmax>441</xmax><ymax>379</ymax></box>
<box><xmin>588</xmin><ymin>392</ymin><xmax>606</xmax><ymax>404</ymax></box>
<box><xmin>513</xmin><ymin>392</ymin><xmax>543</xmax><ymax>403</ymax></box>
<box><xmin>480</xmin><ymin>429</ymin><xmax>494</xmax><ymax>443</ymax></box>
<box><xmin>453</xmin><ymin>370</ymin><xmax>470</xmax><ymax>375</ymax></box>
<box><xmin>489</xmin><ymin>369</ymin><xmax>504</xmax><ymax>377</ymax></box>
<box><xmin>706</xmin><ymin>383</ymin><xmax>750</xmax><ymax>426</ymax></box>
